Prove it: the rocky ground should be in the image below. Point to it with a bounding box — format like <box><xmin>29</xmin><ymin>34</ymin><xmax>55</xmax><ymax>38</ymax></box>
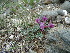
<box><xmin>0</xmin><ymin>0</ymin><xmax>70</xmax><ymax>53</ymax></box>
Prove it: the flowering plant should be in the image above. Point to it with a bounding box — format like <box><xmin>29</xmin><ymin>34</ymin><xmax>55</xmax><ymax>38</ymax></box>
<box><xmin>35</xmin><ymin>16</ymin><xmax>55</xmax><ymax>31</ymax></box>
<box><xmin>21</xmin><ymin>16</ymin><xmax>55</xmax><ymax>41</ymax></box>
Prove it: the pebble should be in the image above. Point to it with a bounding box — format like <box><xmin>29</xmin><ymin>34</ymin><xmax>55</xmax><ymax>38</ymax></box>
<box><xmin>17</xmin><ymin>27</ymin><xmax>21</xmax><ymax>31</ymax></box>
<box><xmin>65</xmin><ymin>17</ymin><xmax>70</xmax><ymax>24</ymax></box>
<box><xmin>43</xmin><ymin>0</ymin><xmax>52</xmax><ymax>4</ymax></box>
<box><xmin>63</xmin><ymin>10</ymin><xmax>67</xmax><ymax>16</ymax></box>
<box><xmin>9</xmin><ymin>35</ymin><xmax>14</xmax><ymax>39</ymax></box>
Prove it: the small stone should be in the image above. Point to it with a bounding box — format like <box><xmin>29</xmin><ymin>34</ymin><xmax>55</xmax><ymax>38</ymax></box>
<box><xmin>9</xmin><ymin>35</ymin><xmax>14</xmax><ymax>39</ymax></box>
<box><xmin>65</xmin><ymin>17</ymin><xmax>70</xmax><ymax>24</ymax></box>
<box><xmin>43</xmin><ymin>0</ymin><xmax>52</xmax><ymax>4</ymax></box>
<box><xmin>17</xmin><ymin>27</ymin><xmax>21</xmax><ymax>31</ymax></box>
<box><xmin>63</xmin><ymin>10</ymin><xmax>68</xmax><ymax>15</ymax></box>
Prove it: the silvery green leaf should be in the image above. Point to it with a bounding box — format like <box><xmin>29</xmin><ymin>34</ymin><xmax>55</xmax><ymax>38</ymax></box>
<box><xmin>36</xmin><ymin>33</ymin><xmax>43</xmax><ymax>38</ymax></box>
<box><xmin>33</xmin><ymin>25</ymin><xmax>40</xmax><ymax>32</ymax></box>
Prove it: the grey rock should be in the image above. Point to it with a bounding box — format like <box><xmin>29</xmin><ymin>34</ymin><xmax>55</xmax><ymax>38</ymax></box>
<box><xmin>43</xmin><ymin>0</ymin><xmax>66</xmax><ymax>4</ymax></box>
<box><xmin>52</xmin><ymin>0</ymin><xmax>70</xmax><ymax>3</ymax></box>
<box><xmin>58</xmin><ymin>48</ymin><xmax>70</xmax><ymax>53</ymax></box>
<box><xmin>45</xmin><ymin>45</ymin><xmax>59</xmax><ymax>53</ymax></box>
<box><xmin>47</xmin><ymin>28</ymin><xmax>70</xmax><ymax>52</ymax></box>
<box><xmin>45</xmin><ymin>45</ymin><xmax>70</xmax><ymax>53</ymax></box>
<box><xmin>60</xmin><ymin>1</ymin><xmax>70</xmax><ymax>12</ymax></box>
<box><xmin>52</xmin><ymin>0</ymin><xmax>60</xmax><ymax>3</ymax></box>
<box><xmin>57</xmin><ymin>29</ymin><xmax>70</xmax><ymax>46</ymax></box>
<box><xmin>52</xmin><ymin>0</ymin><xmax>66</xmax><ymax>3</ymax></box>
<box><xmin>56</xmin><ymin>9</ymin><xmax>65</xmax><ymax>16</ymax></box>
<box><xmin>47</xmin><ymin>33</ymin><xmax>58</xmax><ymax>43</ymax></box>
<box><xmin>41</xmin><ymin>11</ymin><xmax>58</xmax><ymax>18</ymax></box>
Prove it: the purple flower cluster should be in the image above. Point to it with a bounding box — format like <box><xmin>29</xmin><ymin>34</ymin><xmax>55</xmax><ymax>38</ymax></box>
<box><xmin>35</xmin><ymin>16</ymin><xmax>55</xmax><ymax>31</ymax></box>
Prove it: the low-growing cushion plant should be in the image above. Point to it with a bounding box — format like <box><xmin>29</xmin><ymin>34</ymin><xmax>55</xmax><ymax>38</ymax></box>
<box><xmin>21</xmin><ymin>16</ymin><xmax>55</xmax><ymax>41</ymax></box>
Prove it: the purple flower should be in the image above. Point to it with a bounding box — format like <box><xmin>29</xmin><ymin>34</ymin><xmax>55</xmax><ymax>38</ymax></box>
<box><xmin>42</xmin><ymin>16</ymin><xmax>48</xmax><ymax>22</ymax></box>
<box><xmin>48</xmin><ymin>20</ymin><xmax>55</xmax><ymax>28</ymax></box>
<box><xmin>35</xmin><ymin>18</ymin><xmax>40</xmax><ymax>24</ymax></box>
<box><xmin>40</xmin><ymin>22</ymin><xmax>45</xmax><ymax>31</ymax></box>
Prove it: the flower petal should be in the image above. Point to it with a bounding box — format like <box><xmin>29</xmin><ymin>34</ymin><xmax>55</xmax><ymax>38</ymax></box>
<box><xmin>40</xmin><ymin>22</ymin><xmax>45</xmax><ymax>31</ymax></box>
<box><xmin>48</xmin><ymin>24</ymin><xmax>55</xmax><ymax>28</ymax></box>
<box><xmin>35</xmin><ymin>18</ymin><xmax>40</xmax><ymax>23</ymax></box>
<box><xmin>48</xmin><ymin>20</ymin><xmax>55</xmax><ymax>28</ymax></box>
<box><xmin>42</xmin><ymin>16</ymin><xmax>48</xmax><ymax>22</ymax></box>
